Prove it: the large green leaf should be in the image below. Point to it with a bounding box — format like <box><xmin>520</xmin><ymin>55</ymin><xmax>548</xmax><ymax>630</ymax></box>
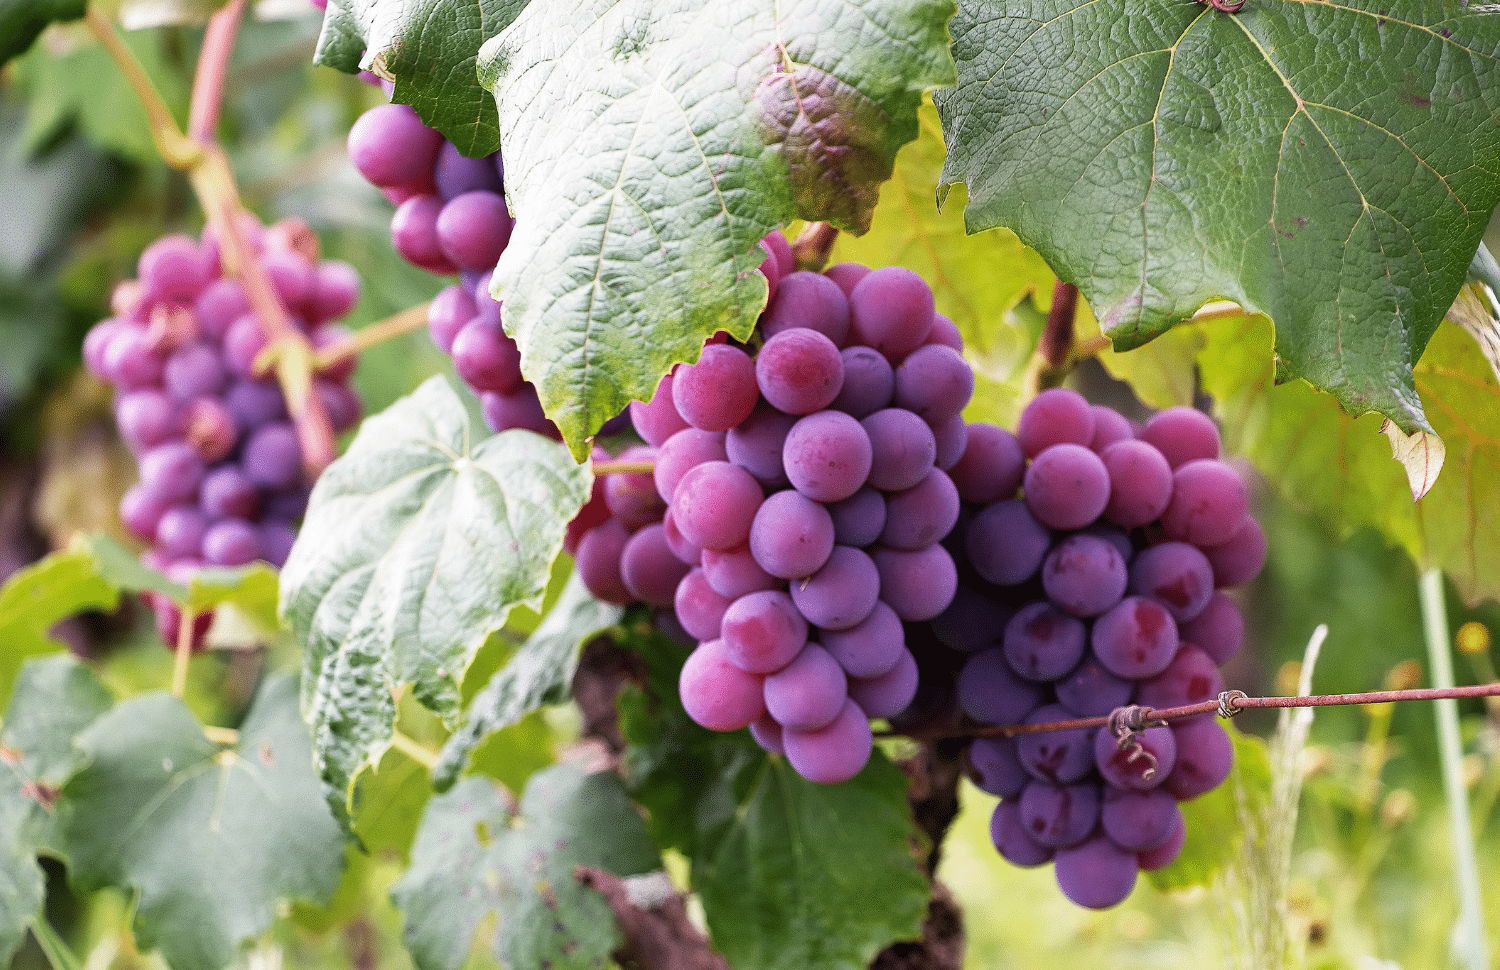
<box><xmin>620</xmin><ymin>636</ymin><xmax>927</xmax><ymax>970</ymax></box>
<box><xmin>312</xmin><ymin>0</ymin><xmax>529</xmax><ymax>156</ymax></box>
<box><xmin>58</xmin><ymin>675</ymin><xmax>345</xmax><ymax>970</ymax></box>
<box><xmin>434</xmin><ymin>570</ymin><xmax>622</xmax><ymax>790</ymax></box>
<box><xmin>0</xmin><ymin>0</ymin><xmax>84</xmax><ymax>66</ymax></box>
<box><xmin>481</xmin><ymin>0</ymin><xmax>957</xmax><ymax>455</ymax></box>
<box><xmin>391</xmin><ymin>767</ymin><xmax>661</xmax><ymax>970</ymax></box>
<box><xmin>0</xmin><ymin>657</ymin><xmax>114</xmax><ymax>965</ymax></box>
<box><xmin>0</xmin><ymin>547</ymin><xmax>119</xmax><ymax>704</ymax></box>
<box><xmin>279</xmin><ymin>376</ymin><xmax>591</xmax><ymax>821</ymax></box>
<box><xmin>937</xmin><ymin>0</ymin><xmax>1500</xmax><ymax>440</ymax></box>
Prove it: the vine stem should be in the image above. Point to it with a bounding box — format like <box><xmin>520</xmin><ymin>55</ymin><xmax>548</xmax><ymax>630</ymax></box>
<box><xmin>885</xmin><ymin>681</ymin><xmax>1500</xmax><ymax>741</ymax></box>
<box><xmin>30</xmin><ymin>918</ymin><xmax>84</xmax><ymax>970</ymax></box>
<box><xmin>314</xmin><ymin>301</ymin><xmax>432</xmax><ymax>370</ymax></box>
<box><xmin>87</xmin><ymin>5</ymin><xmax>338</xmax><ymax>474</ymax></box>
<box><xmin>170</xmin><ymin>607</ymin><xmax>196</xmax><ymax>699</ymax></box>
<box><xmin>188</xmin><ymin>0</ymin><xmax>247</xmax><ymax>143</ymax></box>
<box><xmin>1420</xmin><ymin>568</ymin><xmax>1490</xmax><ymax>970</ymax></box>
<box><xmin>592</xmin><ymin>459</ymin><xmax>655</xmax><ymax>476</ymax></box>
<box><xmin>389</xmin><ymin>731</ymin><xmax>438</xmax><ymax>769</ymax></box>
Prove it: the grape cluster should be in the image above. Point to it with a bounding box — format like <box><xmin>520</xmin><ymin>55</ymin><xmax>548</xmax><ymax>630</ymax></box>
<box><xmin>575</xmin><ymin>239</ymin><xmax>973</xmax><ymax>785</ymax></box>
<box><xmin>939</xmin><ymin>391</ymin><xmax>1264</xmax><ymax>908</ymax></box>
<box><xmin>345</xmin><ymin>100</ymin><xmax>558</xmax><ymax>439</ymax></box>
<box><xmin>83</xmin><ymin>218</ymin><xmax>363</xmax><ymax>646</ymax></box>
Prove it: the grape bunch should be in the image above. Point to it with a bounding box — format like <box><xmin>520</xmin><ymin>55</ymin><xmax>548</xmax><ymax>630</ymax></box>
<box><xmin>575</xmin><ymin>238</ymin><xmax>973</xmax><ymax>785</ymax></box>
<box><xmin>83</xmin><ymin>217</ymin><xmax>364</xmax><ymax>646</ymax></box>
<box><xmin>345</xmin><ymin>99</ymin><xmax>559</xmax><ymax>439</ymax></box>
<box><xmin>937</xmin><ymin>391</ymin><xmax>1264</xmax><ymax>909</ymax></box>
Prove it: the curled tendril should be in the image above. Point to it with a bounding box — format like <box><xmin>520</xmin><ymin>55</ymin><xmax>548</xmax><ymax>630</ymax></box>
<box><xmin>1108</xmin><ymin>705</ymin><xmax>1167</xmax><ymax>781</ymax></box>
<box><xmin>1217</xmin><ymin>689</ymin><xmax>1249</xmax><ymax>719</ymax></box>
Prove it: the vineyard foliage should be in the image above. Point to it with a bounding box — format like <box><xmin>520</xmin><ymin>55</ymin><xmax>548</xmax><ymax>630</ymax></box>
<box><xmin>2</xmin><ymin>0</ymin><xmax>1500</xmax><ymax>968</ymax></box>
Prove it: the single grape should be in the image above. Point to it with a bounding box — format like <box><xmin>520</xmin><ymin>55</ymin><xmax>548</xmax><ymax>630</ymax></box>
<box><xmin>820</xmin><ymin>600</ymin><xmax>905</xmax><ymax>679</ymax></box>
<box><xmin>199</xmin><ymin>465</ymin><xmax>260</xmax><ymax>520</ymax></box>
<box><xmin>653</xmin><ymin>428</ymin><xmax>728</xmax><ymax>503</ymax></box>
<box><xmin>966</xmin><ymin>499</ymin><xmax>1051</xmax><ymax>586</ymax></box>
<box><xmin>139</xmin><ymin>440</ymin><xmax>205</xmax><ymax>505</ymax></box>
<box><xmin>115</xmin><ymin>390</ymin><xmax>180</xmax><ymax>452</ymax></box>
<box><xmin>1023</xmin><ymin>443</ymin><xmax>1111</xmax><ymax>530</ymax></box>
<box><xmin>949</xmin><ymin>423</ymin><xmax>1025</xmax><ymax>504</ymax></box>
<box><xmin>660</xmin><ymin>508</ymin><xmax>702</xmax><ymax>565</ymax></box>
<box><xmin>575</xmin><ymin>519</ymin><xmax>632</xmax><ymax>604</ymax></box>
<box><xmin>870</xmin><ymin>544</ymin><xmax>957</xmax><ymax>621</ymax></box>
<box><xmin>1136</xmin><ymin>645</ymin><xmax>1225</xmax><ymax>716</ymax></box>
<box><xmin>1041</xmin><ymin>533</ymin><xmax>1128</xmax><ymax>618</ymax></box>
<box><xmin>760</xmin><ymin>271</ymin><xmax>851</xmax><ymax>345</ymax></box>
<box><xmin>823</xmin><ymin>262</ymin><xmax>871</xmax><ymax>298</ymax></box>
<box><xmin>1092</xmin><ymin>596</ymin><xmax>1179</xmax><ymax>679</ymax></box>
<box><xmin>1140</xmin><ymin>406</ymin><xmax>1220</xmax><ymax>468</ymax></box>
<box><xmin>671</xmin><ymin>460</ymin><xmax>764</xmax><ymax>551</ymax></box>
<box><xmin>434</xmin><ymin>141</ymin><xmax>504</xmax><ymax>199</ymax></box>
<box><xmin>725</xmin><ymin>401</ymin><xmax>795</xmax><ymax>490</ymax></box>
<box><xmin>1053</xmin><ymin>835</ymin><xmax>1138</xmax><ymax>910</ymax></box>
<box><xmin>427</xmin><ymin>285</ymin><xmax>477</xmax><ymax>353</ymax></box>
<box><xmin>603</xmin><ymin>444</ymin><xmax>667</xmax><ymax>532</ymax></box>
<box><xmin>720</xmin><ymin>589</ymin><xmax>808</xmax><ymax>674</ymax></box>
<box><xmin>765</xmin><ymin>643</ymin><xmax>848</xmax><ymax>729</ymax></box>
<box><xmin>620</xmin><ymin>523</ymin><xmax>691</xmax><ymax>608</ymax></box>
<box><xmin>831</xmin><ymin>346</ymin><xmax>895</xmax><ymax>418</ymax></box>
<box><xmin>968</xmin><ymin>737</ymin><xmax>1028</xmax><ymax>798</ymax></box>
<box><xmin>893</xmin><ymin>344</ymin><xmax>974</xmax><ymax>424</ymax></box>
<box><xmin>1163</xmin><ymin>716</ymin><xmax>1234</xmax><ymax>801</ymax></box>
<box><xmin>1179</xmin><ymin>591</ymin><xmax>1245</xmax><ymax>665</ymax></box>
<box><xmin>846</xmin><ymin>648</ymin><xmax>919</xmax><ymax>718</ymax></box>
<box><xmin>879</xmin><ymin>469</ymin><xmax>959</xmax><ymax>551</ymax></box>
<box><xmin>630</xmin><ymin>372</ymin><xmax>691</xmax><ymax>446</ymax></box>
<box><xmin>1003</xmin><ymin>602</ymin><xmax>1088</xmax><ymax>681</ymax></box>
<box><xmin>680</xmin><ymin>638</ymin><xmax>767</xmax><ymax>732</ymax></box>
<box><xmin>1137</xmin><ymin>811</ymin><xmax>1187</xmax><ymax>871</ymax></box>
<box><xmin>700</xmin><ymin>542</ymin><xmax>779</xmax><ymax>599</ymax></box>
<box><xmin>675</xmin><ymin>567</ymin><xmax>732</xmax><ymax>642</ymax></box>
<box><xmin>193</xmin><ymin>279</ymin><xmax>250</xmax><ymax>340</ymax></box>
<box><xmin>990</xmin><ymin>800</ymin><xmax>1054</xmax><ymax>867</ymax></box>
<box><xmin>138</xmin><ymin>234</ymin><xmax>212</xmax><ymax>306</ymax></box>
<box><xmin>346</xmin><ymin>103</ymin><xmax>443</xmax><ymax>194</ymax></box>
<box><xmin>203</xmin><ymin>517</ymin><xmax>261</xmax><ymax>566</ymax></box>
<box><xmin>1088</xmin><ymin>405</ymin><xmax>1135</xmax><ymax>452</ymax></box>
<box><xmin>1094</xmin><ymin>724</ymin><xmax>1176</xmax><ymax>791</ymax></box>
<box><xmin>1017</xmin><ymin>387</ymin><xmax>1094</xmax><ymax>458</ymax></box>
<box><xmin>848</xmin><ymin>267</ymin><xmax>934</xmax><ymax>361</ymax></box>
<box><xmin>783</xmin><ymin>410</ymin><xmax>873</xmax><ymax>503</ymax></box>
<box><xmin>1019</xmin><ymin>780</ymin><xmax>1101</xmax><ymax>848</ymax></box>
<box><xmin>861</xmin><ymin>408</ymin><xmax>937</xmax><ymax>492</ymax></box>
<box><xmin>931</xmin><ymin>413</ymin><xmax>968</xmax><ymax>471</ymax></box>
<box><xmin>750</xmin><ymin>714</ymin><xmax>785</xmax><ymax>755</ymax></box>
<box><xmin>156</xmin><ymin>506</ymin><xmax>207</xmax><ymax>559</ymax></box>
<box><xmin>452</xmin><ymin>318</ymin><xmax>524</xmax><ymax>394</ymax></box>
<box><xmin>782</xmin><ymin>698</ymin><xmax>873</xmax><ymax>784</ymax></box>
<box><xmin>1203</xmin><ymin>515</ymin><xmax>1267</xmax><ymax>588</ymax></box>
<box><xmin>926</xmin><ymin>312</ymin><xmax>963</xmax><ymax>351</ymax></box>
<box><xmin>391</xmin><ymin>195</ymin><xmax>457</xmax><ymax>274</ymax></box>
<box><xmin>749</xmin><ymin>489</ymin><xmax>836</xmax><ymax>580</ymax></box>
<box><xmin>790</xmin><ymin>545</ymin><xmax>879</xmax><ymax>630</ymax></box>
<box><xmin>1160</xmin><ymin>459</ymin><xmax>1249</xmax><ymax>547</ymax></box>
<box><xmin>756</xmin><ymin>328</ymin><xmax>844</xmax><ymax>415</ymax></box>
<box><xmin>243</xmin><ymin>423</ymin><xmax>302</xmax><ymax>491</ymax></box>
<box><xmin>1099</xmin><ymin>439</ymin><xmax>1174</xmax><ymax>528</ymax></box>
<box><xmin>827</xmin><ymin>486</ymin><xmax>887</xmax><ymax>547</ymax></box>
<box><xmin>1129</xmin><ymin>541</ymin><xmax>1215</xmax><ymax>622</ymax></box>
<box><xmin>1054</xmin><ymin>653</ymin><xmax>1135</xmax><ymax>718</ymax></box>
<box><xmin>673</xmin><ymin>344</ymin><xmax>759</xmax><ymax>433</ymax></box>
<box><xmin>956</xmin><ymin>648</ymin><xmax>1047</xmax><ymax>726</ymax></box>
<box><xmin>1101</xmin><ymin>787</ymin><xmax>1181</xmax><ymax>852</ymax></box>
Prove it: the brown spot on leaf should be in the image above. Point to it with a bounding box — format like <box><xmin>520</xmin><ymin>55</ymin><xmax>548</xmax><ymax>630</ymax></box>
<box><xmin>258</xmin><ymin>741</ymin><xmax>276</xmax><ymax>767</ymax></box>
<box><xmin>0</xmin><ymin>745</ymin><xmax>20</xmax><ymax>766</ymax></box>
<box><xmin>23</xmin><ymin>781</ymin><xmax>59</xmax><ymax>811</ymax></box>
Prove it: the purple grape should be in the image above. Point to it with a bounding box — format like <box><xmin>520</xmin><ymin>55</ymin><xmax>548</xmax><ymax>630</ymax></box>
<box><xmin>1017</xmin><ymin>387</ymin><xmax>1094</xmax><ymax>458</ymax></box>
<box><xmin>155</xmin><ymin>506</ymin><xmax>207</xmax><ymax>559</ymax></box>
<box><xmin>620</xmin><ymin>523</ymin><xmax>691</xmax><ymax>608</ymax></box>
<box><xmin>428</xmin><ymin>285</ymin><xmax>478</xmax><ymax>353</ymax></box>
<box><xmin>675</xmin><ymin>567</ymin><xmax>731</xmax><ymax>642</ymax></box>
<box><xmin>480</xmin><ymin>386</ymin><xmax>558</xmax><ymax>438</ymax></box>
<box><xmin>680</xmin><ymin>638</ymin><xmax>767</xmax><ymax>732</ymax></box>
<box><xmin>931</xmin><ymin>413</ymin><xmax>968</xmax><ymax>471</ymax></box>
<box><xmin>926</xmin><ymin>312</ymin><xmax>962</xmax><ymax>351</ymax></box>
<box><xmin>115</xmin><ymin>390</ymin><xmax>180</xmax><ymax>452</ymax></box>
<box><xmin>1041</xmin><ymin>533</ymin><xmax>1128</xmax><ymax>618</ymax></box>
<box><xmin>259</xmin><ymin>520</ymin><xmax>298</xmax><ymax>568</ymax></box>
<box><xmin>783</xmin><ymin>410</ymin><xmax>873</xmax><ymax>503</ymax></box>
<box><xmin>1129</xmin><ymin>541</ymin><xmax>1214</xmax><ymax>622</ymax></box>
<box><xmin>1163</xmin><ymin>716</ymin><xmax>1234</xmax><ymax>801</ymax></box>
<box><xmin>1053</xmin><ymin>835</ymin><xmax>1138</xmax><ymax>909</ymax></box>
<box><xmin>1054</xmin><ymin>653</ymin><xmax>1135</xmax><ymax>718</ymax></box>
<box><xmin>826</xmin><ymin>486</ymin><xmax>886</xmax><ymax>547</ymax></box>
<box><xmin>630</xmin><ymin>372</ymin><xmax>690</xmax><ymax>447</ymax></box>
<box><xmin>880</xmin><ymin>468</ymin><xmax>960</xmax><ymax>551</ymax></box>
<box><xmin>965</xmin><ymin>499</ymin><xmax>1051</xmax><ymax>586</ymax></box>
<box><xmin>1100</xmin><ymin>439</ymin><xmax>1174</xmax><ymax>528</ymax></box>
<box><xmin>434</xmin><ymin>141</ymin><xmax>504</xmax><ymax>199</ymax></box>
<box><xmin>1019</xmin><ymin>781</ymin><xmax>1101</xmax><ymax>848</ymax></box>
<box><xmin>870</xmin><ymin>544</ymin><xmax>957</xmax><ymax>621</ymax></box>
<box><xmin>720</xmin><ymin>589</ymin><xmax>808</xmax><ymax>674</ymax></box>
<box><xmin>1023</xmin><ymin>443</ymin><xmax>1111</xmax><ymax>531</ymax></box>
<box><xmin>823</xmin><ymin>262</ymin><xmax>870</xmax><ymax>298</ymax></box>
<box><xmin>765</xmin><ymin>643</ymin><xmax>848</xmax><ymax>729</ymax></box>
<box><xmin>1101</xmin><ymin>787</ymin><xmax>1181</xmax><ymax>852</ymax></box>
<box><xmin>990</xmin><ymin>800</ymin><xmax>1053</xmax><ymax>867</ymax></box>
<box><xmin>1016</xmin><ymin>704</ymin><xmax>1096</xmax><ymax>783</ymax></box>
<box><xmin>893</xmin><ymin>344</ymin><xmax>973</xmax><ymax>424</ymax></box>
<box><xmin>949</xmin><ymin>422</ymin><xmax>1025</xmax><ymax>504</ymax></box>
<box><xmin>391</xmin><ymin>195</ymin><xmax>457</xmax><ymax>274</ymax></box>
<box><xmin>931</xmin><ymin>584</ymin><xmax>1015</xmax><ymax>652</ymax></box>
<box><xmin>102</xmin><ymin>327</ymin><xmax>165</xmax><ymax>388</ymax></box>
<box><xmin>576</xmin><ymin>520</ymin><xmax>632</xmax><ymax>604</ymax></box>
<box><xmin>203</xmin><ymin>517</ymin><xmax>261</xmax><ymax>566</ymax></box>
<box><xmin>861</xmin><ymin>407</ymin><xmax>936</xmax><ymax>492</ymax></box>
<box><xmin>1094</xmin><ymin>724</ymin><xmax>1176</xmax><ymax>791</ymax></box>
<box><xmin>760</xmin><ymin>271</ymin><xmax>850</xmax><ymax>345</ymax></box>
<box><xmin>653</xmin><ymin>428</ymin><xmax>727</xmax><ymax>502</ymax></box>
<box><xmin>672</xmin><ymin>460</ymin><xmax>764</xmax><ymax>551</ymax></box>
<box><xmin>700</xmin><ymin>543</ymin><xmax>778</xmax><ymax>599</ymax></box>
<box><xmin>223</xmin><ymin>316</ymin><xmax>269</xmax><ymax>376</ymax></box>
<box><xmin>672</xmin><ymin>344</ymin><xmax>759</xmax><ymax>433</ymax></box>
<box><xmin>1140</xmin><ymin>406</ymin><xmax>1220</xmax><ymax>468</ymax></box>
<box><xmin>316</xmin><ymin>380</ymin><xmax>363</xmax><ymax>433</ymax></box>
<box><xmin>309</xmin><ymin>260</ymin><xmax>361</xmax><ymax>322</ymax></box>
<box><xmin>1002</xmin><ymin>602</ymin><xmax>1087</xmax><ymax>681</ymax></box>
<box><xmin>956</xmin><ymin>648</ymin><xmax>1047</xmax><ymax>725</ymax></box>
<box><xmin>139</xmin><ymin>441</ymin><xmax>205</xmax><ymax>504</ymax></box>
<box><xmin>1092</xmin><ymin>596</ymin><xmax>1179</xmax><ymax>679</ymax></box>
<box><xmin>1136</xmin><ymin>645</ymin><xmax>1224</xmax><ymax>716</ymax></box>
<box><xmin>1137</xmin><ymin>810</ymin><xmax>1187</xmax><ymax>871</ymax></box>
<box><xmin>120</xmin><ymin>484</ymin><xmax>167</xmax><ymax>540</ymax></box>
<box><xmin>968</xmin><ymin>737</ymin><xmax>1028</xmax><ymax>798</ymax></box>
<box><xmin>847</xmin><ymin>648</ymin><xmax>918</xmax><ymax>718</ymax></box>
<box><xmin>1088</xmin><ymin>405</ymin><xmax>1135</xmax><ymax>451</ymax></box>
<box><xmin>1204</xmin><ymin>515</ymin><xmax>1266</xmax><ymax>588</ymax></box>
<box><xmin>756</xmin><ymin>328</ymin><xmax>844</xmax><ymax>415</ymax></box>
<box><xmin>790</xmin><ymin>545</ymin><xmax>879</xmax><ymax>630</ymax></box>
<box><xmin>782</xmin><ymin>698</ymin><xmax>873</xmax><ymax>784</ymax></box>
<box><xmin>724</xmin><ymin>401</ymin><xmax>795</xmax><ymax>490</ymax></box>
<box><xmin>749</xmin><ymin>489</ymin><xmax>835</xmax><ymax>580</ymax></box>
<box><xmin>194</xmin><ymin>279</ymin><xmax>250</xmax><ymax>340</ymax></box>
<box><xmin>750</xmin><ymin>715</ymin><xmax>785</xmax><ymax>755</ymax></box>
<box><xmin>831</xmin><ymin>346</ymin><xmax>895</xmax><ymax>418</ymax></box>
<box><xmin>848</xmin><ymin>267</ymin><xmax>934</xmax><ymax>362</ymax></box>
<box><xmin>263</xmin><ymin>488</ymin><xmax>309</xmax><ymax>521</ymax></box>
<box><xmin>347</xmin><ymin>103</ymin><xmax>442</xmax><ymax>194</ymax></box>
<box><xmin>602</xmin><ymin>445</ymin><xmax>666</xmax><ymax>532</ymax></box>
<box><xmin>138</xmin><ymin>235</ymin><xmax>212</xmax><ymax>306</ymax></box>
<box><xmin>1179</xmin><ymin>591</ymin><xmax>1245</xmax><ymax>665</ymax></box>
<box><xmin>821</xmin><ymin>600</ymin><xmax>904</xmax><ymax>679</ymax></box>
<box><xmin>1161</xmin><ymin>459</ymin><xmax>1248</xmax><ymax>547</ymax></box>
<box><xmin>225</xmin><ymin>378</ymin><xmax>288</xmax><ymax>430</ymax></box>
<box><xmin>436</xmin><ymin>191</ymin><xmax>512</xmax><ymax>271</ymax></box>
<box><xmin>242</xmin><ymin>423</ymin><xmax>302</xmax><ymax>491</ymax></box>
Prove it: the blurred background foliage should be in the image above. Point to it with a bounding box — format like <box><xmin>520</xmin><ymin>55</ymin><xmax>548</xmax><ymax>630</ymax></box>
<box><xmin>2</xmin><ymin>5</ymin><xmax>1499</xmax><ymax>970</ymax></box>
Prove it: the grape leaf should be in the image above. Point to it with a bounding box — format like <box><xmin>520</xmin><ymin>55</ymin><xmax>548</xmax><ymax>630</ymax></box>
<box><xmin>937</xmin><ymin>0</ymin><xmax>1500</xmax><ymax>442</ymax></box>
<box><xmin>0</xmin><ymin>546</ymin><xmax>119</xmax><ymax>704</ymax></box>
<box><xmin>390</xmin><ymin>766</ymin><xmax>661</xmax><ymax>970</ymax></box>
<box><xmin>312</xmin><ymin>0</ymin><xmax>529</xmax><ymax>156</ymax></box>
<box><xmin>279</xmin><ymin>376</ymin><xmax>592</xmax><ymax>823</ymax></box>
<box><xmin>0</xmin><ymin>0</ymin><xmax>84</xmax><ymax>66</ymax></box>
<box><xmin>434</xmin><ymin>570</ymin><xmax>622</xmax><ymax>790</ymax></box>
<box><xmin>58</xmin><ymin>675</ymin><xmax>344</xmax><ymax>970</ymax></box>
<box><xmin>620</xmin><ymin>637</ymin><xmax>927</xmax><ymax>970</ymax></box>
<box><xmin>0</xmin><ymin>656</ymin><xmax>114</xmax><ymax>966</ymax></box>
<box><xmin>1148</xmin><ymin>725</ymin><xmax>1271</xmax><ymax>891</ymax></box>
<box><xmin>480</xmin><ymin>0</ymin><xmax>957</xmax><ymax>456</ymax></box>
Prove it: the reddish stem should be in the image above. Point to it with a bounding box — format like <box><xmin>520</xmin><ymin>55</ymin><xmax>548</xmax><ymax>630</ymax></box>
<box><xmin>1039</xmin><ymin>280</ymin><xmax>1078</xmax><ymax>372</ymax></box>
<box><xmin>189</xmin><ymin>0</ymin><xmax>247</xmax><ymax>143</ymax></box>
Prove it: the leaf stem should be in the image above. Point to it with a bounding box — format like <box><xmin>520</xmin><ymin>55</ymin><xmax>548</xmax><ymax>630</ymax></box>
<box><xmin>389</xmin><ymin>731</ymin><xmax>438</xmax><ymax>770</ymax></box>
<box><xmin>203</xmin><ymin>725</ymin><xmax>240</xmax><ymax>746</ymax></box>
<box><xmin>1420</xmin><ymin>567</ymin><xmax>1490</xmax><ymax>970</ymax></box>
<box><xmin>592</xmin><ymin>459</ymin><xmax>655</xmax><ymax>476</ymax></box>
<box><xmin>31</xmin><ymin>918</ymin><xmax>84</xmax><ymax>970</ymax></box>
<box><xmin>84</xmin><ymin>9</ymin><xmax>201</xmax><ymax>169</ymax></box>
<box><xmin>1035</xmin><ymin>280</ymin><xmax>1078</xmax><ymax>390</ymax></box>
<box><xmin>314</xmin><ymin>301</ymin><xmax>433</xmax><ymax>370</ymax></box>
<box><xmin>790</xmin><ymin>222</ymin><xmax>839</xmax><ymax>273</ymax></box>
<box><xmin>188</xmin><ymin>0</ymin><xmax>248</xmax><ymax>143</ymax></box>
<box><xmin>171</xmin><ymin>607</ymin><xmax>196</xmax><ymax>699</ymax></box>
